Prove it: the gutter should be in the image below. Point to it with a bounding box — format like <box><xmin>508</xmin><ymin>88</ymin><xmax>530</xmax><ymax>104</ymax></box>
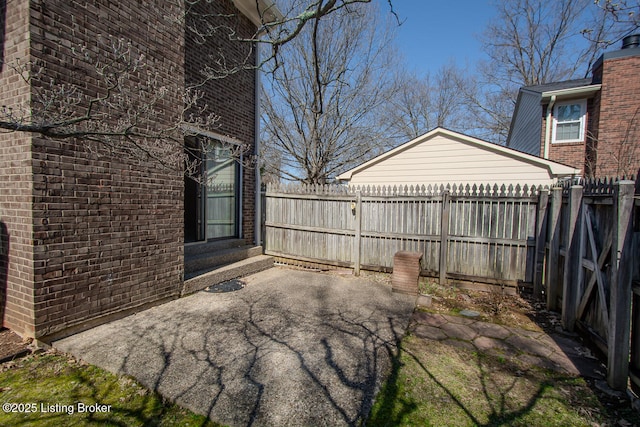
<box><xmin>540</xmin><ymin>84</ymin><xmax>601</xmax><ymax>101</ymax></box>
<box><xmin>543</xmin><ymin>95</ymin><xmax>556</xmax><ymax>160</ymax></box>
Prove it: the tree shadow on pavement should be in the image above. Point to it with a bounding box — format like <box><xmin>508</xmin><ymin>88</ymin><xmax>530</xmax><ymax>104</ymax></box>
<box><xmin>54</xmin><ymin>269</ymin><xmax>415</xmax><ymax>426</ymax></box>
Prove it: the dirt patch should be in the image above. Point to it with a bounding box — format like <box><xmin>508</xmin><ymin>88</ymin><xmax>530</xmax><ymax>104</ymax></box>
<box><xmin>0</xmin><ymin>329</ymin><xmax>31</xmax><ymax>363</ymax></box>
<box><xmin>421</xmin><ymin>285</ymin><xmax>562</xmax><ymax>333</ymax></box>
<box><xmin>320</xmin><ymin>270</ymin><xmax>563</xmax><ymax>332</ymax></box>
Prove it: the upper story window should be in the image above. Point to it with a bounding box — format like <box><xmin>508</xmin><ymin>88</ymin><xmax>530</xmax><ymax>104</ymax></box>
<box><xmin>552</xmin><ymin>100</ymin><xmax>586</xmax><ymax>143</ymax></box>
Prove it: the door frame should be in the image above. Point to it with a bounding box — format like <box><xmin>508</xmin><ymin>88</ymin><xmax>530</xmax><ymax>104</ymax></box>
<box><xmin>184</xmin><ymin>132</ymin><xmax>244</xmax><ymax>243</ymax></box>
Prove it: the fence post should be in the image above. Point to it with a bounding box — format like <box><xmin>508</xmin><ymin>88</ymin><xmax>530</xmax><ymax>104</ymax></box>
<box><xmin>562</xmin><ymin>185</ymin><xmax>583</xmax><ymax>331</ymax></box>
<box><xmin>533</xmin><ymin>188</ymin><xmax>549</xmax><ymax>299</ymax></box>
<box><xmin>632</xmin><ymin>287</ymin><xmax>640</xmax><ymax>396</ymax></box>
<box><xmin>607</xmin><ymin>180</ymin><xmax>635</xmax><ymax>390</ymax></box>
<box><xmin>260</xmin><ymin>187</ymin><xmax>266</xmax><ymax>247</ymax></box>
<box><xmin>439</xmin><ymin>190</ymin><xmax>450</xmax><ymax>286</ymax></box>
<box><xmin>546</xmin><ymin>187</ymin><xmax>562</xmax><ymax>311</ymax></box>
<box><xmin>353</xmin><ymin>190</ymin><xmax>362</xmax><ymax>276</ymax></box>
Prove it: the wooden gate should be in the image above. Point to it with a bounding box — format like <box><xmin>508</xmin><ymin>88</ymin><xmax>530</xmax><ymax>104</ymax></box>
<box><xmin>543</xmin><ymin>179</ymin><xmax>638</xmax><ymax>391</ymax></box>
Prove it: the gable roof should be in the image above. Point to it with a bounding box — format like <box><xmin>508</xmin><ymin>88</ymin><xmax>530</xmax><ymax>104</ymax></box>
<box><xmin>337</xmin><ymin>127</ymin><xmax>580</xmax><ymax>182</ymax></box>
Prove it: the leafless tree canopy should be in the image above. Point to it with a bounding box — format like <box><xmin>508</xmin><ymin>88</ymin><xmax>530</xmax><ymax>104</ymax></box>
<box><xmin>483</xmin><ymin>0</ymin><xmax>599</xmax><ymax>87</ymax></box>
<box><xmin>261</xmin><ymin>1</ymin><xmax>396</xmax><ymax>184</ymax></box>
<box><xmin>381</xmin><ymin>64</ymin><xmax>474</xmax><ymax>142</ymax></box>
<box><xmin>589</xmin><ymin>0</ymin><xmax>640</xmax><ymax>47</ymax></box>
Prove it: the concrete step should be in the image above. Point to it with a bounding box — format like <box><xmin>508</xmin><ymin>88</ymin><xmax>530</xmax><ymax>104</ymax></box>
<box><xmin>184</xmin><ymin>239</ymin><xmax>247</xmax><ymax>257</ymax></box>
<box><xmin>182</xmin><ymin>255</ymin><xmax>274</xmax><ymax>296</ymax></box>
<box><xmin>185</xmin><ymin>245</ymin><xmax>263</xmax><ymax>275</ymax></box>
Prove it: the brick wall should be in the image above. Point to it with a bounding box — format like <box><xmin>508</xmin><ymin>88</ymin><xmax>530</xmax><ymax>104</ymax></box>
<box><xmin>547</xmin><ymin>142</ymin><xmax>586</xmax><ymax>170</ymax></box>
<box><xmin>30</xmin><ymin>140</ymin><xmax>185</xmax><ymax>338</ymax></box>
<box><xmin>0</xmin><ymin>0</ymin><xmax>36</xmax><ymax>337</ymax></box>
<box><xmin>185</xmin><ymin>0</ymin><xmax>257</xmax><ymax>244</ymax></box>
<box><xmin>1</xmin><ymin>0</ymin><xmax>260</xmax><ymax>339</ymax></box>
<box><xmin>592</xmin><ymin>55</ymin><xmax>640</xmax><ymax>177</ymax></box>
<box><xmin>1</xmin><ymin>0</ymin><xmax>190</xmax><ymax>339</ymax></box>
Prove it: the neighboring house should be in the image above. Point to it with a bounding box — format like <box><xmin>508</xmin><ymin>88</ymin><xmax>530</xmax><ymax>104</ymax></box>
<box><xmin>0</xmin><ymin>0</ymin><xmax>279</xmax><ymax>340</ymax></box>
<box><xmin>336</xmin><ymin>128</ymin><xmax>579</xmax><ymax>187</ymax></box>
<box><xmin>507</xmin><ymin>34</ymin><xmax>640</xmax><ymax>178</ymax></box>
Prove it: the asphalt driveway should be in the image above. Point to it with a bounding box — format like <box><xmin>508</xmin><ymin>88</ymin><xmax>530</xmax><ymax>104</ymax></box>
<box><xmin>53</xmin><ymin>267</ymin><xmax>416</xmax><ymax>426</ymax></box>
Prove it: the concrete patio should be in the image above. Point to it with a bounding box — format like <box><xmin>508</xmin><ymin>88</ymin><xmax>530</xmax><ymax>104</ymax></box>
<box><xmin>54</xmin><ymin>267</ymin><xmax>416</xmax><ymax>426</ymax></box>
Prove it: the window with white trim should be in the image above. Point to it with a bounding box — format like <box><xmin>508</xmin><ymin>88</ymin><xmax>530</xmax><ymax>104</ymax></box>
<box><xmin>552</xmin><ymin>100</ymin><xmax>586</xmax><ymax>143</ymax></box>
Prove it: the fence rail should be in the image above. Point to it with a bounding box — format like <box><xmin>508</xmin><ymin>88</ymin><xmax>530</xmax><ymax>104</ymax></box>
<box><xmin>264</xmin><ymin>182</ymin><xmax>544</xmax><ymax>292</ymax></box>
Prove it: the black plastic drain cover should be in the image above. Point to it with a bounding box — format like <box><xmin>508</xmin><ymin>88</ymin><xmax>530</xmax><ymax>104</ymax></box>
<box><xmin>204</xmin><ymin>279</ymin><xmax>245</xmax><ymax>293</ymax></box>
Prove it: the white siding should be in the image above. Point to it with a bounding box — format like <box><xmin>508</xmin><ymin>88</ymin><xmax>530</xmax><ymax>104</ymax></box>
<box><xmin>506</xmin><ymin>91</ymin><xmax>543</xmax><ymax>155</ymax></box>
<box><xmin>347</xmin><ymin>134</ymin><xmax>555</xmax><ymax>186</ymax></box>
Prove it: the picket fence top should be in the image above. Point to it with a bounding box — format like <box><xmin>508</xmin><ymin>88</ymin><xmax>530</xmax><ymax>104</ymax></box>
<box><xmin>265</xmin><ymin>182</ymin><xmax>546</xmax><ymax>198</ymax></box>
<box><xmin>560</xmin><ymin>176</ymin><xmax>637</xmax><ymax>196</ymax></box>
<box><xmin>266</xmin><ymin>176</ymin><xmax>638</xmax><ymax>198</ymax></box>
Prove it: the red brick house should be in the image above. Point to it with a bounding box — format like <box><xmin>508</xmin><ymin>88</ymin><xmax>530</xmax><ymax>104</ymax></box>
<box><xmin>0</xmin><ymin>0</ymin><xmax>278</xmax><ymax>340</ymax></box>
<box><xmin>506</xmin><ymin>35</ymin><xmax>640</xmax><ymax>178</ymax></box>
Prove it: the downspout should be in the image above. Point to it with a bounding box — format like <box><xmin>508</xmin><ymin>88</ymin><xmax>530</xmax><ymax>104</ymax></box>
<box><xmin>238</xmin><ymin>152</ymin><xmax>243</xmax><ymax>239</ymax></box>
<box><xmin>543</xmin><ymin>95</ymin><xmax>556</xmax><ymax>159</ymax></box>
<box><xmin>254</xmin><ymin>42</ymin><xmax>262</xmax><ymax>247</ymax></box>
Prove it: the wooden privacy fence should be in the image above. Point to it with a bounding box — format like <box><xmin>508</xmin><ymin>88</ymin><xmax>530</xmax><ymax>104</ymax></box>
<box><xmin>264</xmin><ymin>182</ymin><xmax>544</xmax><ymax>293</ymax></box>
<box><xmin>541</xmin><ymin>179</ymin><xmax>640</xmax><ymax>392</ymax></box>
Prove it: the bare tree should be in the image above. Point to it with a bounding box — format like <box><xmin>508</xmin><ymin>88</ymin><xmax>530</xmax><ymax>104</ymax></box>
<box><xmin>587</xmin><ymin>0</ymin><xmax>640</xmax><ymax>47</ymax></box>
<box><xmin>461</xmin><ymin>77</ymin><xmax>520</xmax><ymax>144</ymax></box>
<box><xmin>261</xmin><ymin>2</ymin><xmax>397</xmax><ymax>184</ymax></box>
<box><xmin>382</xmin><ymin>64</ymin><xmax>474</xmax><ymax>142</ymax></box>
<box><xmin>482</xmin><ymin>0</ymin><xmax>600</xmax><ymax>87</ymax></box>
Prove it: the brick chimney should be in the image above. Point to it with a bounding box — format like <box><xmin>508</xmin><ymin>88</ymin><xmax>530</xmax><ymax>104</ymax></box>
<box><xmin>587</xmin><ymin>35</ymin><xmax>640</xmax><ymax>178</ymax></box>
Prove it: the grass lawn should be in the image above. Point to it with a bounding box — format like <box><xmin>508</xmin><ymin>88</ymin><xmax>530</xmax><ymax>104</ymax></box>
<box><xmin>0</xmin><ymin>350</ymin><xmax>220</xmax><ymax>427</ymax></box>
<box><xmin>4</xmin><ymin>344</ymin><xmax>631</xmax><ymax>427</ymax></box>
<box><xmin>368</xmin><ymin>335</ymin><xmax>615</xmax><ymax>426</ymax></box>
